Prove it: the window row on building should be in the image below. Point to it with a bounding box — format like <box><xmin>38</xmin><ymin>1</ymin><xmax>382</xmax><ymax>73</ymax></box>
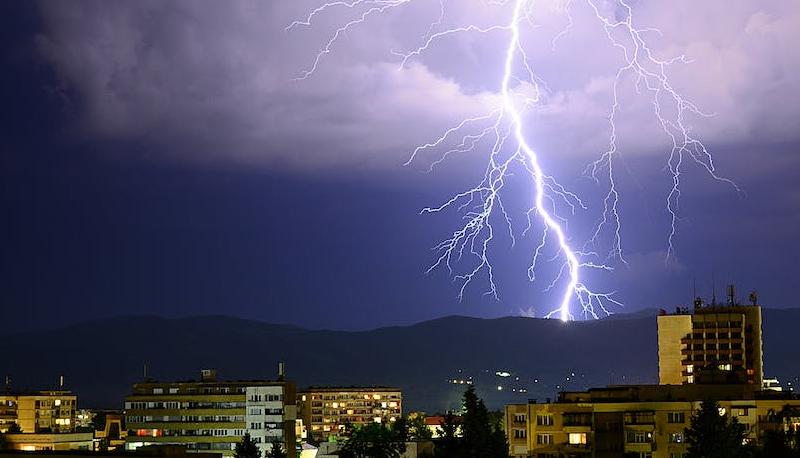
<box><xmin>505</xmin><ymin>384</ymin><xmax>800</xmax><ymax>458</ymax></box>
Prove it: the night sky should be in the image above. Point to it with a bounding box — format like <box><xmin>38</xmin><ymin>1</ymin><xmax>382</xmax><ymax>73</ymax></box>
<box><xmin>2</xmin><ymin>1</ymin><xmax>799</xmax><ymax>332</ymax></box>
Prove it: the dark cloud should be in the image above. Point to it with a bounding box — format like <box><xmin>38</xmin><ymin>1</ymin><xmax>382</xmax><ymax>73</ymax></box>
<box><xmin>2</xmin><ymin>1</ymin><xmax>798</xmax><ymax>329</ymax></box>
<box><xmin>34</xmin><ymin>1</ymin><xmax>800</xmax><ymax>171</ymax></box>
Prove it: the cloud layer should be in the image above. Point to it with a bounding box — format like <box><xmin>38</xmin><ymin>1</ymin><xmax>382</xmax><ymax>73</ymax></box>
<box><xmin>35</xmin><ymin>0</ymin><xmax>800</xmax><ymax>172</ymax></box>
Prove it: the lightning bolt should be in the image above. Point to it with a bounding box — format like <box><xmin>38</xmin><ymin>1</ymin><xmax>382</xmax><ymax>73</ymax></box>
<box><xmin>288</xmin><ymin>0</ymin><xmax>738</xmax><ymax>321</ymax></box>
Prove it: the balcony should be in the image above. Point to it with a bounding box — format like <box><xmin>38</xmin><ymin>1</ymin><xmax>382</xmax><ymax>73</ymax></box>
<box><xmin>625</xmin><ymin>442</ymin><xmax>656</xmax><ymax>453</ymax></box>
<box><xmin>624</xmin><ymin>412</ymin><xmax>655</xmax><ymax>426</ymax></box>
<box><xmin>564</xmin><ymin>443</ymin><xmax>592</xmax><ymax>453</ymax></box>
<box><xmin>563</xmin><ymin>420</ymin><xmax>592</xmax><ymax>427</ymax></box>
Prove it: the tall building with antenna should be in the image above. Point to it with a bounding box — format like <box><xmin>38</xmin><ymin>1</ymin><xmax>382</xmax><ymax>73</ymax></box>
<box><xmin>657</xmin><ymin>285</ymin><xmax>764</xmax><ymax>387</ymax></box>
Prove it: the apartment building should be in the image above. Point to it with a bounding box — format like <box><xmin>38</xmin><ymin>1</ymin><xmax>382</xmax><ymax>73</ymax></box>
<box><xmin>124</xmin><ymin>369</ymin><xmax>296</xmax><ymax>458</ymax></box>
<box><xmin>297</xmin><ymin>386</ymin><xmax>402</xmax><ymax>442</ymax></box>
<box><xmin>505</xmin><ymin>384</ymin><xmax>800</xmax><ymax>458</ymax></box>
<box><xmin>0</xmin><ymin>390</ymin><xmax>77</xmax><ymax>434</ymax></box>
<box><xmin>657</xmin><ymin>291</ymin><xmax>763</xmax><ymax>386</ymax></box>
<box><xmin>0</xmin><ymin>389</ymin><xmax>95</xmax><ymax>451</ymax></box>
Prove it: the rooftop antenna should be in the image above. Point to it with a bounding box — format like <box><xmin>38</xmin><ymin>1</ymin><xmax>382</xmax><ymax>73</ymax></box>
<box><xmin>4</xmin><ymin>375</ymin><xmax>10</xmax><ymax>393</ymax></box>
<box><xmin>59</xmin><ymin>374</ymin><xmax>64</xmax><ymax>389</ymax></box>
<box><xmin>693</xmin><ymin>297</ymin><xmax>703</xmax><ymax>310</ymax></box>
<box><xmin>749</xmin><ymin>291</ymin><xmax>758</xmax><ymax>306</ymax></box>
<box><xmin>727</xmin><ymin>284</ymin><xmax>736</xmax><ymax>306</ymax></box>
<box><xmin>143</xmin><ymin>364</ymin><xmax>148</xmax><ymax>379</ymax></box>
<box><xmin>711</xmin><ymin>272</ymin><xmax>717</xmax><ymax>306</ymax></box>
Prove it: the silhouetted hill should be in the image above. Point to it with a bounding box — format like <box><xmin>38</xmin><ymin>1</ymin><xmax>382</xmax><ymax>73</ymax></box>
<box><xmin>4</xmin><ymin>309</ymin><xmax>799</xmax><ymax>412</ymax></box>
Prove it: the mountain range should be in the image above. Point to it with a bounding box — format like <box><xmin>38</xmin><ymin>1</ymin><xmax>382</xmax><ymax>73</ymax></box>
<box><xmin>4</xmin><ymin>308</ymin><xmax>799</xmax><ymax>412</ymax></box>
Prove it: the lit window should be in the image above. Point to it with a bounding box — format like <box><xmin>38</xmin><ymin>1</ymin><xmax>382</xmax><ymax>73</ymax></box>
<box><xmin>568</xmin><ymin>433</ymin><xmax>587</xmax><ymax>445</ymax></box>
<box><xmin>54</xmin><ymin>400</ymin><xmax>61</xmax><ymax>406</ymax></box>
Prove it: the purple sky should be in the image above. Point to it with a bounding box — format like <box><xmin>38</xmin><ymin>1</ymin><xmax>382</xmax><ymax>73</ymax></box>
<box><xmin>2</xmin><ymin>0</ymin><xmax>800</xmax><ymax>329</ymax></box>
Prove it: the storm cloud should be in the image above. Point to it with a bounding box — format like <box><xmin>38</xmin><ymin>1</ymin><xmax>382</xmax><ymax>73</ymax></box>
<box><xmin>34</xmin><ymin>0</ymin><xmax>800</xmax><ymax>173</ymax></box>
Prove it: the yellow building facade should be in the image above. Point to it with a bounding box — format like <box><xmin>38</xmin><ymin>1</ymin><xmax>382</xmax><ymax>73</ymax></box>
<box><xmin>657</xmin><ymin>302</ymin><xmax>763</xmax><ymax>387</ymax></box>
<box><xmin>297</xmin><ymin>387</ymin><xmax>402</xmax><ymax>442</ymax></box>
<box><xmin>0</xmin><ymin>391</ymin><xmax>77</xmax><ymax>434</ymax></box>
<box><xmin>505</xmin><ymin>384</ymin><xmax>800</xmax><ymax>458</ymax></box>
<box><xmin>2</xmin><ymin>432</ymin><xmax>94</xmax><ymax>451</ymax></box>
<box><xmin>124</xmin><ymin>370</ymin><xmax>296</xmax><ymax>458</ymax></box>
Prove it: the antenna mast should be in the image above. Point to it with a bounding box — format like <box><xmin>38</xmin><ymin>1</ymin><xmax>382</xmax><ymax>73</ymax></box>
<box><xmin>711</xmin><ymin>272</ymin><xmax>717</xmax><ymax>306</ymax></box>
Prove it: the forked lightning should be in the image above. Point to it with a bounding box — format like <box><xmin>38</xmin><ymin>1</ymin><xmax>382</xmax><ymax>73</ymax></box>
<box><xmin>288</xmin><ymin>0</ymin><xmax>739</xmax><ymax>321</ymax></box>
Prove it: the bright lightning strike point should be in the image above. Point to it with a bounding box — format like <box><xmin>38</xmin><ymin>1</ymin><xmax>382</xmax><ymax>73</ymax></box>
<box><xmin>289</xmin><ymin>0</ymin><xmax>737</xmax><ymax>321</ymax></box>
<box><xmin>503</xmin><ymin>0</ymin><xmax>579</xmax><ymax>322</ymax></box>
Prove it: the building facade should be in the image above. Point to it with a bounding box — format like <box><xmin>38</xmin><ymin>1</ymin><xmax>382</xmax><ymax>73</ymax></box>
<box><xmin>658</xmin><ymin>299</ymin><xmax>763</xmax><ymax>386</ymax></box>
<box><xmin>0</xmin><ymin>390</ymin><xmax>94</xmax><ymax>451</ymax></box>
<box><xmin>1</xmin><ymin>432</ymin><xmax>94</xmax><ymax>451</ymax></box>
<box><xmin>124</xmin><ymin>369</ymin><xmax>296</xmax><ymax>458</ymax></box>
<box><xmin>297</xmin><ymin>387</ymin><xmax>402</xmax><ymax>442</ymax></box>
<box><xmin>0</xmin><ymin>390</ymin><xmax>77</xmax><ymax>434</ymax></box>
<box><xmin>505</xmin><ymin>384</ymin><xmax>800</xmax><ymax>458</ymax></box>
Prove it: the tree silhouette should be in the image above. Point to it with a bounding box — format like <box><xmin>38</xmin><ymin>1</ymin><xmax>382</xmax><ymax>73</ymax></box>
<box><xmin>434</xmin><ymin>412</ymin><xmax>462</xmax><ymax>457</ymax></box>
<box><xmin>757</xmin><ymin>405</ymin><xmax>800</xmax><ymax>458</ymax></box>
<box><xmin>685</xmin><ymin>400</ymin><xmax>747</xmax><ymax>458</ymax></box>
<box><xmin>433</xmin><ymin>386</ymin><xmax>507</xmax><ymax>458</ymax></box>
<box><xmin>266</xmin><ymin>437</ymin><xmax>286</xmax><ymax>458</ymax></box>
<box><xmin>340</xmin><ymin>421</ymin><xmax>406</xmax><ymax>458</ymax></box>
<box><xmin>234</xmin><ymin>433</ymin><xmax>261</xmax><ymax>458</ymax></box>
<box><xmin>408</xmin><ymin>413</ymin><xmax>433</xmax><ymax>441</ymax></box>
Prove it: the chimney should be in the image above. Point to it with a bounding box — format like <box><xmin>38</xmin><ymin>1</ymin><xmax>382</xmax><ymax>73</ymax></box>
<box><xmin>59</xmin><ymin>375</ymin><xmax>64</xmax><ymax>389</ymax></box>
<box><xmin>278</xmin><ymin>362</ymin><xmax>285</xmax><ymax>381</ymax></box>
